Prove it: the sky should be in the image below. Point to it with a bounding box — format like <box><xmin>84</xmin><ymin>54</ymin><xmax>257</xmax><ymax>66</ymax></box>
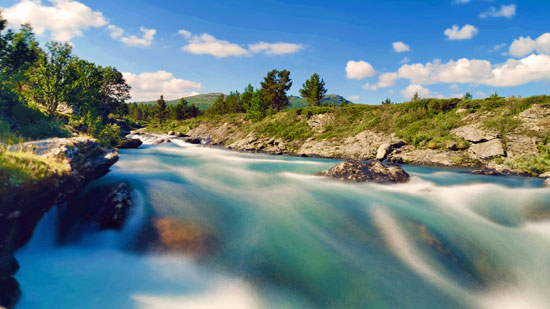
<box><xmin>1</xmin><ymin>0</ymin><xmax>550</xmax><ymax>104</ymax></box>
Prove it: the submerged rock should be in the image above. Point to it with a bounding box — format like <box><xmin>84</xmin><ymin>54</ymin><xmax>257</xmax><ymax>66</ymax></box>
<box><xmin>118</xmin><ymin>138</ymin><xmax>143</xmax><ymax>149</ymax></box>
<box><xmin>153</xmin><ymin>217</ymin><xmax>217</xmax><ymax>256</ymax></box>
<box><xmin>321</xmin><ymin>159</ymin><xmax>410</xmax><ymax>183</ymax></box>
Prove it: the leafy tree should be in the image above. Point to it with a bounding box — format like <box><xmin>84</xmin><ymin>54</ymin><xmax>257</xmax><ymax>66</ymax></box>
<box><xmin>464</xmin><ymin>92</ymin><xmax>473</xmax><ymax>100</ymax></box>
<box><xmin>23</xmin><ymin>42</ymin><xmax>75</xmax><ymax>116</ymax></box>
<box><xmin>98</xmin><ymin>66</ymin><xmax>131</xmax><ymax>119</ymax></box>
<box><xmin>154</xmin><ymin>95</ymin><xmax>168</xmax><ymax>124</ymax></box>
<box><xmin>299</xmin><ymin>73</ymin><xmax>326</xmax><ymax>107</ymax></box>
<box><xmin>261</xmin><ymin>69</ymin><xmax>292</xmax><ymax>112</ymax></box>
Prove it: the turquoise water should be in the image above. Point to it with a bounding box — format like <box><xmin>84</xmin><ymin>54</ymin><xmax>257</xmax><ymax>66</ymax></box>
<box><xmin>16</xmin><ymin>142</ymin><xmax>549</xmax><ymax>308</ymax></box>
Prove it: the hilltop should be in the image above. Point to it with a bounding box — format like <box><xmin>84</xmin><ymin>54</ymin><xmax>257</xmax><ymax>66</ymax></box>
<box><xmin>135</xmin><ymin>93</ymin><xmax>353</xmax><ymax>111</ymax></box>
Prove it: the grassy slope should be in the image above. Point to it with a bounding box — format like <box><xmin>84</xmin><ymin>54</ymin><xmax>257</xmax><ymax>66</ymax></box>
<box><xmin>148</xmin><ymin>95</ymin><xmax>550</xmax><ymax>175</ymax></box>
<box><xmin>136</xmin><ymin>93</ymin><xmax>352</xmax><ymax>111</ymax></box>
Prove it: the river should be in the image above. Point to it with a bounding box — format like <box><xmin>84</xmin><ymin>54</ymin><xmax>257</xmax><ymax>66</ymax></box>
<box><xmin>15</xmin><ymin>141</ymin><xmax>549</xmax><ymax>308</ymax></box>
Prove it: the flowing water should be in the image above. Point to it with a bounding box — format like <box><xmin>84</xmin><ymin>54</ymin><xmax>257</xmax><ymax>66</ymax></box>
<box><xmin>15</xmin><ymin>141</ymin><xmax>549</xmax><ymax>308</ymax></box>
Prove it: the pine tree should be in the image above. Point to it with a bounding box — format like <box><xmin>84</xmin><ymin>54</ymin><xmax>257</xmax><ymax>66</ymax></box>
<box><xmin>154</xmin><ymin>94</ymin><xmax>168</xmax><ymax>124</ymax></box>
<box><xmin>299</xmin><ymin>73</ymin><xmax>327</xmax><ymax>107</ymax></box>
<box><xmin>261</xmin><ymin>69</ymin><xmax>292</xmax><ymax>112</ymax></box>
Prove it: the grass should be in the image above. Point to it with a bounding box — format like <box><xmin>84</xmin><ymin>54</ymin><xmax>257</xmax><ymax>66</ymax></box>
<box><xmin>0</xmin><ymin>149</ymin><xmax>70</xmax><ymax>191</ymax></box>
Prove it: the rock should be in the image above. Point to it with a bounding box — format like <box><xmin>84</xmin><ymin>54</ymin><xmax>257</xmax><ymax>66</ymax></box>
<box><xmin>306</xmin><ymin>114</ymin><xmax>334</xmax><ymax>132</ymax></box>
<box><xmin>0</xmin><ymin>274</ymin><xmax>20</xmax><ymax>309</ymax></box>
<box><xmin>472</xmin><ymin>168</ymin><xmax>502</xmax><ymax>176</ymax></box>
<box><xmin>446</xmin><ymin>141</ymin><xmax>458</xmax><ymax>151</ymax></box>
<box><xmin>153</xmin><ymin>217</ymin><xmax>217</xmax><ymax>256</ymax></box>
<box><xmin>0</xmin><ymin>254</ymin><xmax>18</xmax><ymax>276</ymax></box>
<box><xmin>118</xmin><ymin>138</ymin><xmax>142</xmax><ymax>149</ymax></box>
<box><xmin>376</xmin><ymin>143</ymin><xmax>391</xmax><ymax>160</ymax></box>
<box><xmin>168</xmin><ymin>131</ymin><xmax>175</xmax><ymax>136</ymax></box>
<box><xmin>184</xmin><ymin>137</ymin><xmax>202</xmax><ymax>144</ymax></box>
<box><xmin>451</xmin><ymin>125</ymin><xmax>499</xmax><ymax>143</ymax></box>
<box><xmin>321</xmin><ymin>159</ymin><xmax>410</xmax><ymax>183</ymax></box>
<box><xmin>201</xmin><ymin>137</ymin><xmax>211</xmax><ymax>145</ymax></box>
<box><xmin>60</xmin><ymin>181</ymin><xmax>133</xmax><ymax>238</ymax></box>
<box><xmin>175</xmin><ymin>132</ymin><xmax>187</xmax><ymax>138</ymax></box>
<box><xmin>469</xmin><ymin>139</ymin><xmax>505</xmax><ymax>160</ymax></box>
<box><xmin>539</xmin><ymin>172</ymin><xmax>550</xmax><ymax>178</ymax></box>
<box><xmin>545</xmin><ymin>178</ymin><xmax>550</xmax><ymax>187</ymax></box>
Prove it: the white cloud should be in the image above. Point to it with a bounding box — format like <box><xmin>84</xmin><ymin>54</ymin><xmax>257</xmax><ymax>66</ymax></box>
<box><xmin>345</xmin><ymin>60</ymin><xmax>376</xmax><ymax>79</ymax></box>
<box><xmin>123</xmin><ymin>71</ymin><xmax>202</xmax><ymax>101</ymax></box>
<box><xmin>107</xmin><ymin>25</ymin><xmax>123</xmax><ymax>39</ymax></box>
<box><xmin>182</xmin><ymin>33</ymin><xmax>250</xmax><ymax>58</ymax></box>
<box><xmin>489</xmin><ymin>43</ymin><xmax>507</xmax><ymax>53</ymax></box>
<box><xmin>363</xmin><ymin>72</ymin><xmax>398</xmax><ymax>90</ymax></box>
<box><xmin>388</xmin><ymin>54</ymin><xmax>550</xmax><ymax>87</ymax></box>
<box><xmin>455</xmin><ymin>0</ymin><xmax>470</xmax><ymax>3</ymax></box>
<box><xmin>444</xmin><ymin>24</ymin><xmax>478</xmax><ymax>40</ymax></box>
<box><xmin>400</xmin><ymin>57</ymin><xmax>411</xmax><ymax>64</ymax></box>
<box><xmin>3</xmin><ymin>0</ymin><xmax>107</xmax><ymax>41</ymax></box>
<box><xmin>480</xmin><ymin>4</ymin><xmax>516</xmax><ymax>18</ymax></box>
<box><xmin>248</xmin><ymin>42</ymin><xmax>303</xmax><ymax>55</ymax></box>
<box><xmin>392</xmin><ymin>41</ymin><xmax>410</xmax><ymax>53</ymax></box>
<box><xmin>116</xmin><ymin>27</ymin><xmax>156</xmax><ymax>47</ymax></box>
<box><xmin>178</xmin><ymin>29</ymin><xmax>192</xmax><ymax>40</ymax></box>
<box><xmin>509</xmin><ymin>33</ymin><xmax>550</xmax><ymax>57</ymax></box>
<box><xmin>401</xmin><ymin>84</ymin><xmax>438</xmax><ymax>100</ymax></box>
<box><xmin>348</xmin><ymin>96</ymin><xmax>360</xmax><ymax>102</ymax></box>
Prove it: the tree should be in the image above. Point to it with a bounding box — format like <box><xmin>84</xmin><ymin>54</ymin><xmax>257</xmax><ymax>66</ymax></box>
<box><xmin>98</xmin><ymin>66</ymin><xmax>131</xmax><ymax>119</ymax></box>
<box><xmin>240</xmin><ymin>84</ymin><xmax>254</xmax><ymax>112</ymax></box>
<box><xmin>412</xmin><ymin>92</ymin><xmax>420</xmax><ymax>101</ymax></box>
<box><xmin>299</xmin><ymin>73</ymin><xmax>326</xmax><ymax>107</ymax></box>
<box><xmin>24</xmin><ymin>42</ymin><xmax>75</xmax><ymax>116</ymax></box>
<box><xmin>381</xmin><ymin>98</ymin><xmax>392</xmax><ymax>105</ymax></box>
<box><xmin>172</xmin><ymin>98</ymin><xmax>188</xmax><ymax>120</ymax></box>
<box><xmin>261</xmin><ymin>69</ymin><xmax>292</xmax><ymax>112</ymax></box>
<box><xmin>154</xmin><ymin>95</ymin><xmax>168</xmax><ymax>124</ymax></box>
<box><xmin>464</xmin><ymin>92</ymin><xmax>473</xmax><ymax>100</ymax></box>
<box><xmin>206</xmin><ymin>94</ymin><xmax>225</xmax><ymax>116</ymax></box>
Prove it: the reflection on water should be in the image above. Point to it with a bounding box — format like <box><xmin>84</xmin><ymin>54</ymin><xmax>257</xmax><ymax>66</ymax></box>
<box><xmin>16</xmin><ymin>142</ymin><xmax>550</xmax><ymax>308</ymax></box>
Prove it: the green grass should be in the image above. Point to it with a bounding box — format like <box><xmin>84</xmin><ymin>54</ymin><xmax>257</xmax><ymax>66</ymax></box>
<box><xmin>0</xmin><ymin>149</ymin><xmax>70</xmax><ymax>191</ymax></box>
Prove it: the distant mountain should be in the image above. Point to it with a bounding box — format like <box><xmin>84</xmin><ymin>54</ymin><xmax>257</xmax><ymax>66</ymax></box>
<box><xmin>135</xmin><ymin>93</ymin><xmax>353</xmax><ymax>111</ymax></box>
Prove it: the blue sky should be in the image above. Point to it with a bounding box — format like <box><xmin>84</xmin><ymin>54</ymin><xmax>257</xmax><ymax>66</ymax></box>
<box><xmin>1</xmin><ymin>0</ymin><xmax>550</xmax><ymax>103</ymax></box>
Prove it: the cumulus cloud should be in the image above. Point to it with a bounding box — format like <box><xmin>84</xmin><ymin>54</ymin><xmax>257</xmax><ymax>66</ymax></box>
<box><xmin>401</xmin><ymin>84</ymin><xmax>440</xmax><ymax>100</ymax></box>
<box><xmin>3</xmin><ymin>0</ymin><xmax>107</xmax><ymax>41</ymax></box>
<box><xmin>345</xmin><ymin>60</ymin><xmax>376</xmax><ymax>79</ymax></box>
<box><xmin>117</xmin><ymin>27</ymin><xmax>156</xmax><ymax>47</ymax></box>
<box><xmin>392</xmin><ymin>41</ymin><xmax>410</xmax><ymax>53</ymax></box>
<box><xmin>363</xmin><ymin>72</ymin><xmax>398</xmax><ymax>90</ymax></box>
<box><xmin>444</xmin><ymin>24</ymin><xmax>478</xmax><ymax>40</ymax></box>
<box><xmin>480</xmin><ymin>4</ymin><xmax>516</xmax><ymax>18</ymax></box>
<box><xmin>386</xmin><ymin>54</ymin><xmax>550</xmax><ymax>87</ymax></box>
<box><xmin>179</xmin><ymin>30</ymin><xmax>302</xmax><ymax>58</ymax></box>
<box><xmin>348</xmin><ymin>96</ymin><xmax>360</xmax><ymax>102</ymax></box>
<box><xmin>123</xmin><ymin>71</ymin><xmax>202</xmax><ymax>101</ymax></box>
<box><xmin>509</xmin><ymin>33</ymin><xmax>550</xmax><ymax>57</ymax></box>
<box><xmin>107</xmin><ymin>25</ymin><xmax>123</xmax><ymax>39</ymax></box>
<box><xmin>248</xmin><ymin>42</ymin><xmax>303</xmax><ymax>55</ymax></box>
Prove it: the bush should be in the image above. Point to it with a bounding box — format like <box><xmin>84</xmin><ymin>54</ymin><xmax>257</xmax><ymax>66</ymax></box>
<box><xmin>97</xmin><ymin>123</ymin><xmax>122</xmax><ymax>147</ymax></box>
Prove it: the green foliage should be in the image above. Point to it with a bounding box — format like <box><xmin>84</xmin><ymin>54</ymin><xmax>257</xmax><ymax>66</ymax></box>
<box><xmin>252</xmin><ymin>112</ymin><xmax>313</xmax><ymax>141</ymax></box>
<box><xmin>506</xmin><ymin>145</ymin><xmax>550</xmax><ymax>176</ymax></box>
<box><xmin>261</xmin><ymin>69</ymin><xmax>292</xmax><ymax>112</ymax></box>
<box><xmin>154</xmin><ymin>95</ymin><xmax>168</xmax><ymax>124</ymax></box>
<box><xmin>97</xmin><ymin>123</ymin><xmax>122</xmax><ymax>147</ymax></box>
<box><xmin>299</xmin><ymin>73</ymin><xmax>327</xmax><ymax>107</ymax></box>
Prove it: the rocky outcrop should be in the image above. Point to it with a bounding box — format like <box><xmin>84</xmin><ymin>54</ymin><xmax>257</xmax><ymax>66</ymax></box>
<box><xmin>321</xmin><ymin>160</ymin><xmax>410</xmax><ymax>183</ymax></box>
<box><xmin>469</xmin><ymin>139</ymin><xmax>505</xmax><ymax>160</ymax></box>
<box><xmin>0</xmin><ymin>137</ymin><xmax>118</xmax><ymax>308</ymax></box>
<box><xmin>118</xmin><ymin>138</ymin><xmax>142</xmax><ymax>149</ymax></box>
<box><xmin>451</xmin><ymin>125</ymin><xmax>499</xmax><ymax>143</ymax></box>
<box><xmin>307</xmin><ymin>114</ymin><xmax>334</xmax><ymax>132</ymax></box>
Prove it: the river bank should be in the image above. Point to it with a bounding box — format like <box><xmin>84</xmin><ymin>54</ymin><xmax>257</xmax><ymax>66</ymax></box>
<box><xmin>0</xmin><ymin>137</ymin><xmax>119</xmax><ymax>308</ymax></box>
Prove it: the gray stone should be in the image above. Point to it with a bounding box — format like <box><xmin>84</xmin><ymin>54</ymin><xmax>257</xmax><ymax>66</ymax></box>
<box><xmin>469</xmin><ymin>139</ymin><xmax>505</xmax><ymax>160</ymax></box>
<box><xmin>451</xmin><ymin>125</ymin><xmax>499</xmax><ymax>143</ymax></box>
<box><xmin>118</xmin><ymin>138</ymin><xmax>142</xmax><ymax>149</ymax></box>
<box><xmin>376</xmin><ymin>143</ymin><xmax>391</xmax><ymax>160</ymax></box>
<box><xmin>545</xmin><ymin>178</ymin><xmax>550</xmax><ymax>187</ymax></box>
<box><xmin>446</xmin><ymin>141</ymin><xmax>458</xmax><ymax>151</ymax></box>
<box><xmin>321</xmin><ymin>160</ymin><xmax>410</xmax><ymax>183</ymax></box>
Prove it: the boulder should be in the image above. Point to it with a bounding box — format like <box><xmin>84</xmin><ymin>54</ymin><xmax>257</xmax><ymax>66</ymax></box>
<box><xmin>446</xmin><ymin>141</ymin><xmax>458</xmax><ymax>151</ymax></box>
<box><xmin>545</xmin><ymin>178</ymin><xmax>550</xmax><ymax>187</ymax></box>
<box><xmin>451</xmin><ymin>125</ymin><xmax>499</xmax><ymax>143</ymax></box>
<box><xmin>376</xmin><ymin>140</ymin><xmax>406</xmax><ymax>161</ymax></box>
<box><xmin>168</xmin><ymin>131</ymin><xmax>175</xmax><ymax>136</ymax></box>
<box><xmin>321</xmin><ymin>159</ymin><xmax>410</xmax><ymax>183</ymax></box>
<box><xmin>184</xmin><ymin>137</ymin><xmax>202</xmax><ymax>144</ymax></box>
<box><xmin>469</xmin><ymin>139</ymin><xmax>505</xmax><ymax>160</ymax></box>
<box><xmin>175</xmin><ymin>132</ymin><xmax>187</xmax><ymax>138</ymax></box>
<box><xmin>118</xmin><ymin>138</ymin><xmax>142</xmax><ymax>149</ymax></box>
<box><xmin>0</xmin><ymin>274</ymin><xmax>20</xmax><ymax>309</ymax></box>
<box><xmin>153</xmin><ymin>217</ymin><xmax>217</xmax><ymax>256</ymax></box>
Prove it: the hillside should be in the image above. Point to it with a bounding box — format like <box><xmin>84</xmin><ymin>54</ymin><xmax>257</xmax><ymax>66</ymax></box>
<box><xmin>135</xmin><ymin>93</ymin><xmax>353</xmax><ymax>111</ymax></box>
<box><xmin>145</xmin><ymin>95</ymin><xmax>550</xmax><ymax>177</ymax></box>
